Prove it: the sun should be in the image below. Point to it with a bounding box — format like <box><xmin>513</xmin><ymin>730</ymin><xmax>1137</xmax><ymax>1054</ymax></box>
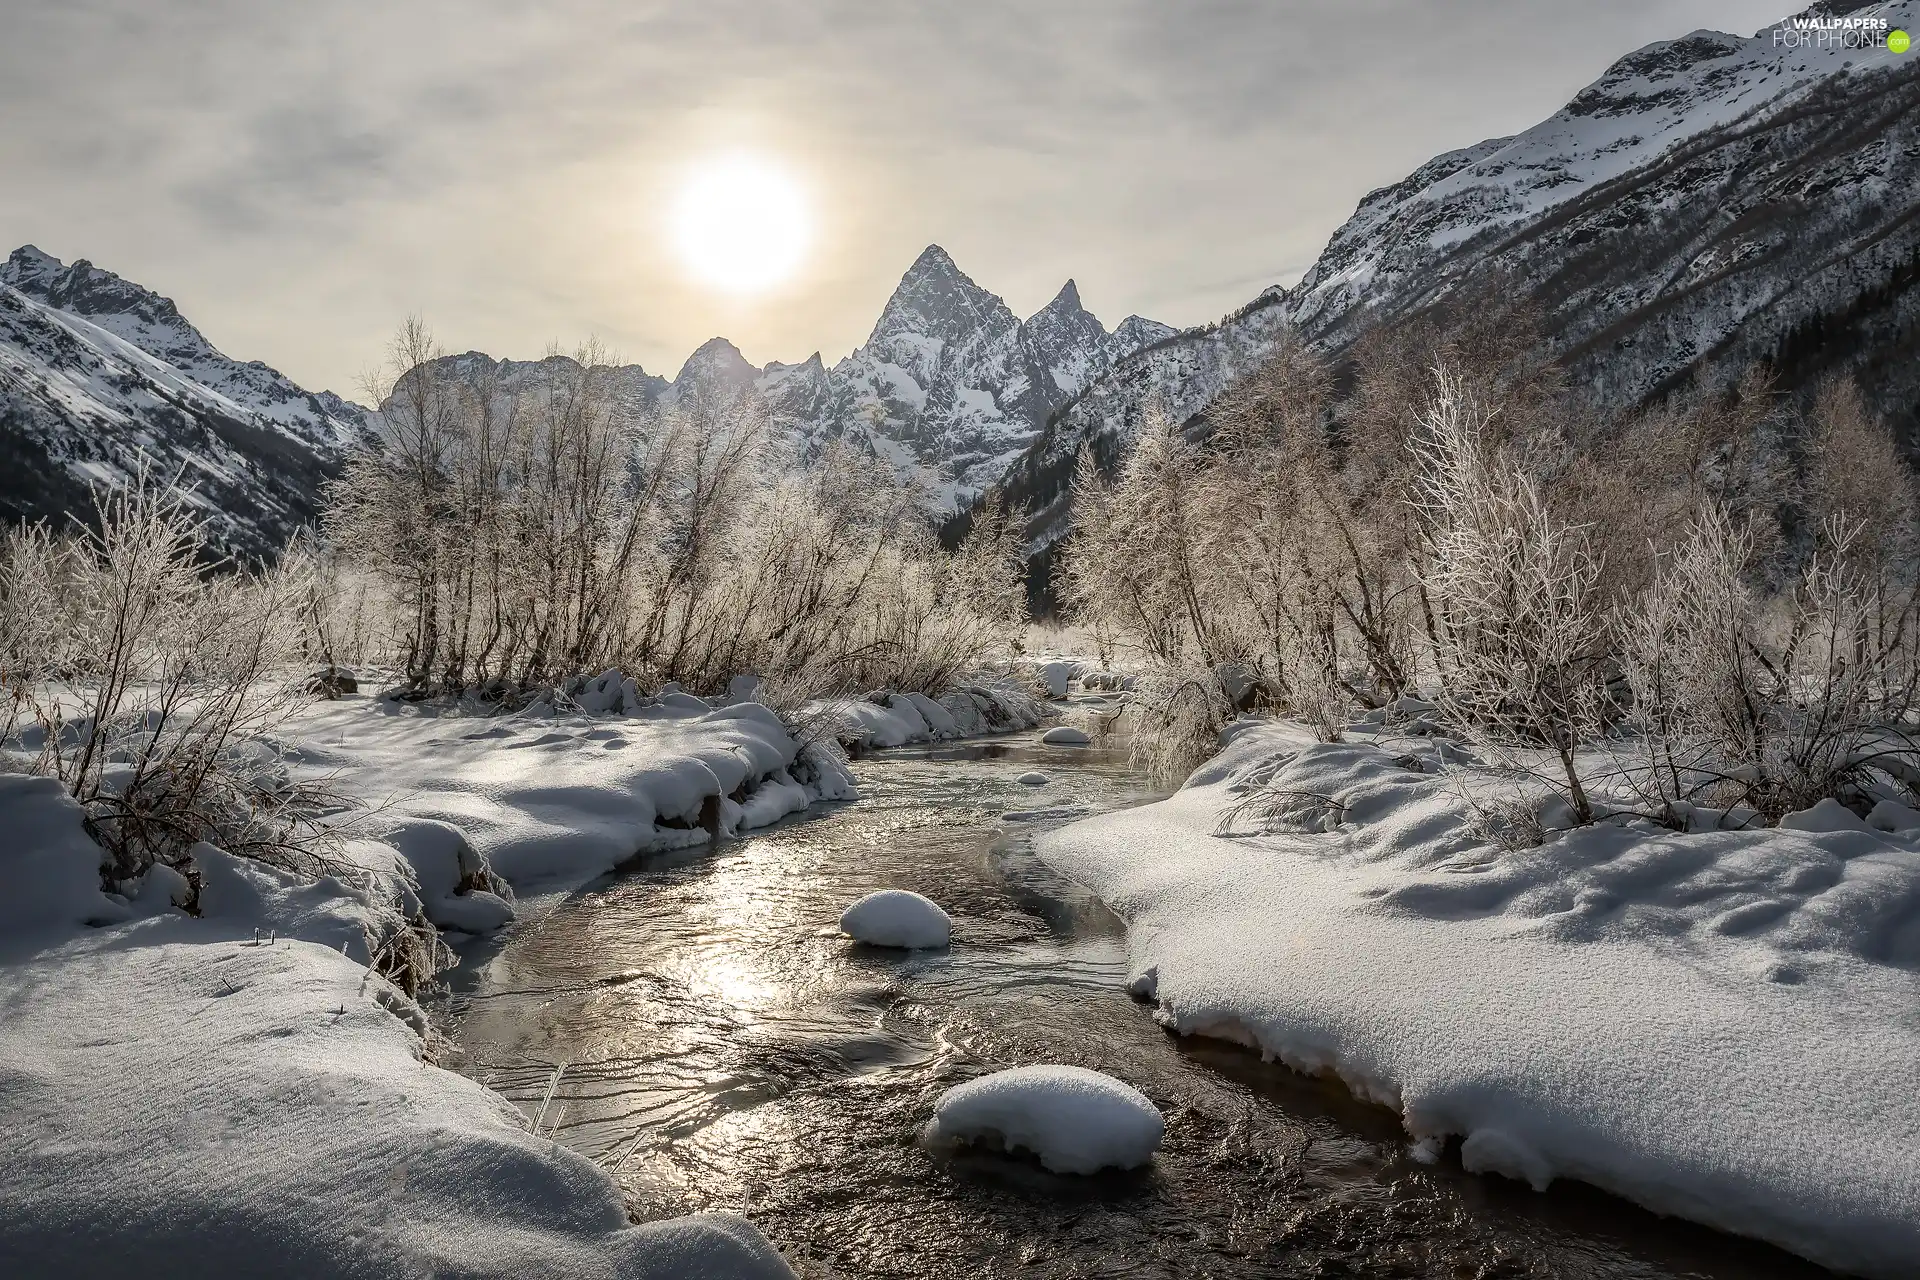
<box><xmin>671</xmin><ymin>155</ymin><xmax>810</xmax><ymax>294</ymax></box>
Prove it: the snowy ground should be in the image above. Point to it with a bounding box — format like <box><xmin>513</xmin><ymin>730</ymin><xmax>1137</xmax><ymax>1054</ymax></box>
<box><xmin>0</xmin><ymin>675</ymin><xmax>1049</xmax><ymax>1277</ymax></box>
<box><xmin>1036</xmin><ymin>721</ymin><xmax>1920</xmax><ymax>1280</ymax></box>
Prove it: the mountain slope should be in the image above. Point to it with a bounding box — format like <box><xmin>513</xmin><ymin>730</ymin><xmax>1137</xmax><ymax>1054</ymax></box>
<box><xmin>1289</xmin><ymin>0</ymin><xmax>1920</xmax><ymax>427</ymax></box>
<box><xmin>0</xmin><ymin>246</ymin><xmax>367</xmax><ymax>559</ymax></box>
<box><xmin>1000</xmin><ymin>0</ymin><xmax>1920</xmax><ymax>582</ymax></box>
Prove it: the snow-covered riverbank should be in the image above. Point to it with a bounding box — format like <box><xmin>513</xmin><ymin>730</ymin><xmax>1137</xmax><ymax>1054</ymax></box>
<box><xmin>0</xmin><ymin>677</ymin><xmax>1048</xmax><ymax>1277</ymax></box>
<box><xmin>1035</xmin><ymin>721</ymin><xmax>1920</xmax><ymax>1279</ymax></box>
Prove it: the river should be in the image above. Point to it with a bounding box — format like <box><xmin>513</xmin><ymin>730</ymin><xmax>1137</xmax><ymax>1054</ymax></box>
<box><xmin>440</xmin><ymin>730</ymin><xmax>1829</xmax><ymax>1280</ymax></box>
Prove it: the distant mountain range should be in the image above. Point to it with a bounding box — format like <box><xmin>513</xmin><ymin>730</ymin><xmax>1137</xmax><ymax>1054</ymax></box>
<box><xmin>407</xmin><ymin>245</ymin><xmax>1177</xmax><ymax>513</ymax></box>
<box><xmin>3</xmin><ymin>0</ymin><xmax>1914</xmax><ymax>569</ymax></box>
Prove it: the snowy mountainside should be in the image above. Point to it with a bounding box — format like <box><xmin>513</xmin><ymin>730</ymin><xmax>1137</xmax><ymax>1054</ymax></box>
<box><xmin>1288</xmin><ymin>0</ymin><xmax>1920</xmax><ymax>426</ymax></box>
<box><xmin>0</xmin><ymin>245</ymin><xmax>368</xmax><ymax>560</ymax></box>
<box><xmin>992</xmin><ymin>286</ymin><xmax>1291</xmax><ymax>556</ymax></box>
<box><xmin>1001</xmin><ymin>0</ymin><xmax>1920</xmax><ymax>581</ymax></box>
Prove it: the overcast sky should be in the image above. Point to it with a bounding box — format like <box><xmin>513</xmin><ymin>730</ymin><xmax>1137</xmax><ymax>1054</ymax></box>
<box><xmin>1</xmin><ymin>0</ymin><xmax>1793</xmax><ymax>396</ymax></box>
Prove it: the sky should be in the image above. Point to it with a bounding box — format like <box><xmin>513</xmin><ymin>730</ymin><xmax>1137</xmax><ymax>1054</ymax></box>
<box><xmin>1</xmin><ymin>0</ymin><xmax>1795</xmax><ymax>398</ymax></box>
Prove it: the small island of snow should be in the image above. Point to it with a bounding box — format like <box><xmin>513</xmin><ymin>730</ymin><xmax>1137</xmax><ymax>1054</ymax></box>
<box><xmin>928</xmin><ymin>1064</ymin><xmax>1164</xmax><ymax>1174</ymax></box>
<box><xmin>839</xmin><ymin>889</ymin><xmax>952</xmax><ymax>949</ymax></box>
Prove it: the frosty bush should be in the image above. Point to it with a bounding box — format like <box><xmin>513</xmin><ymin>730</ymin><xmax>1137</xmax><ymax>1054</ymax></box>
<box><xmin>327</xmin><ymin>320</ymin><xmax>1026</xmax><ymax>701</ymax></box>
<box><xmin>1</xmin><ymin>471</ymin><xmax>342</xmax><ymax>903</ymax></box>
<box><xmin>1054</xmin><ymin>306</ymin><xmax>1920</xmax><ymax>827</ymax></box>
<box><xmin>1413</xmin><ymin>369</ymin><xmax>1610</xmax><ymax>823</ymax></box>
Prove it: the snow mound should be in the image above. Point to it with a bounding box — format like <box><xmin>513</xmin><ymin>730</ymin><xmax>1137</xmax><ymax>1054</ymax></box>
<box><xmin>0</xmin><ymin>772</ymin><xmax>129</xmax><ymax>944</ymax></box>
<box><xmin>1041</xmin><ymin>725</ymin><xmax>1092</xmax><ymax>747</ymax></box>
<box><xmin>0</xmin><ymin>924</ymin><xmax>796</xmax><ymax>1278</ymax></box>
<box><xmin>929</xmin><ymin>1065</ymin><xmax>1164</xmax><ymax>1174</ymax></box>
<box><xmin>1031</xmin><ymin>659</ymin><xmax>1082</xmax><ymax>699</ymax></box>
<box><xmin>839</xmin><ymin>889</ymin><xmax>951</xmax><ymax>949</ymax></box>
<box><xmin>1016</xmin><ymin>771</ymin><xmax>1050</xmax><ymax>786</ymax></box>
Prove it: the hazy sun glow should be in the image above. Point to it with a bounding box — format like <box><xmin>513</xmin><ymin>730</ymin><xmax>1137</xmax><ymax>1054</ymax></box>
<box><xmin>671</xmin><ymin>155</ymin><xmax>810</xmax><ymax>294</ymax></box>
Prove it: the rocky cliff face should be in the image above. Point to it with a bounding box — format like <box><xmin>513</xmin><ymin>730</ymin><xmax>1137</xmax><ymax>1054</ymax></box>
<box><xmin>0</xmin><ymin>246</ymin><xmax>367</xmax><ymax>559</ymax></box>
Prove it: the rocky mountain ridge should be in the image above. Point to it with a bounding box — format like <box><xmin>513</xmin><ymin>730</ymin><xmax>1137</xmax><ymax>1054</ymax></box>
<box><xmin>0</xmin><ymin>245</ymin><xmax>367</xmax><ymax>558</ymax></box>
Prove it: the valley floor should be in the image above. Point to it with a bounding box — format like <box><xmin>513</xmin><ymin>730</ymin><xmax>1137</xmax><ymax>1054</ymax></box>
<box><xmin>1036</xmin><ymin>721</ymin><xmax>1920</xmax><ymax>1280</ymax></box>
<box><xmin>0</xmin><ymin>680</ymin><xmax>1046</xmax><ymax>1278</ymax></box>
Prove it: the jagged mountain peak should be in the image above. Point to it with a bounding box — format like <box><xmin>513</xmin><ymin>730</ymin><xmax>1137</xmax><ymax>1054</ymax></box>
<box><xmin>905</xmin><ymin>242</ymin><xmax>962</xmax><ymax>278</ymax></box>
<box><xmin>2</xmin><ymin>242</ymin><xmax>232</xmax><ymax>378</ymax></box>
<box><xmin>674</xmin><ymin>335</ymin><xmax>756</xmax><ymax>387</ymax></box>
<box><xmin>867</xmin><ymin>244</ymin><xmax>1018</xmax><ymax>356</ymax></box>
<box><xmin>1</xmin><ymin>244</ymin><xmax>63</xmax><ymax>291</ymax></box>
<box><xmin>1109</xmin><ymin>314</ymin><xmax>1179</xmax><ymax>356</ymax></box>
<box><xmin>1034</xmin><ymin>279</ymin><xmax>1088</xmax><ymax>318</ymax></box>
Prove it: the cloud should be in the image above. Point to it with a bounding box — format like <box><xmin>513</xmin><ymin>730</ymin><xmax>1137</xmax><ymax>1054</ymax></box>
<box><xmin>0</xmin><ymin>0</ymin><xmax>1795</xmax><ymax>393</ymax></box>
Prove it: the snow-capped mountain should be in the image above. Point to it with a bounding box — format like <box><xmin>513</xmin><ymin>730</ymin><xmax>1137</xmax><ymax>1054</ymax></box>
<box><xmin>0</xmin><ymin>245</ymin><xmax>367</xmax><ymax>559</ymax></box>
<box><xmin>406</xmin><ymin>245</ymin><xmax>1172</xmax><ymax>513</ymax></box>
<box><xmin>1001</xmin><ymin>0</ymin><xmax>1920</xmax><ymax>562</ymax></box>
<box><xmin>1288</xmin><ymin>0</ymin><xmax>1920</xmax><ymax>421</ymax></box>
<box><xmin>769</xmin><ymin>245</ymin><xmax>1174</xmax><ymax>508</ymax></box>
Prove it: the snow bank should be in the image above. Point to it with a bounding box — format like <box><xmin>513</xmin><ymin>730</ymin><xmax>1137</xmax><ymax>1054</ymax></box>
<box><xmin>815</xmin><ymin>683</ymin><xmax>1048</xmax><ymax>753</ymax></box>
<box><xmin>928</xmin><ymin>1065</ymin><xmax>1164</xmax><ymax>1174</ymax></box>
<box><xmin>1</xmin><ymin>695</ymin><xmax>820</xmax><ymax>1276</ymax></box>
<box><xmin>281</xmin><ymin>695</ymin><xmax>850</xmax><ymax>893</ymax></box>
<box><xmin>1037</xmin><ymin>726</ymin><xmax>1920</xmax><ymax>1277</ymax></box>
<box><xmin>839</xmin><ymin>889</ymin><xmax>952</xmax><ymax>949</ymax></box>
<box><xmin>0</xmin><ymin>771</ymin><xmax>133</xmax><ymax>940</ymax></box>
<box><xmin>0</xmin><ymin>921</ymin><xmax>794</xmax><ymax>1277</ymax></box>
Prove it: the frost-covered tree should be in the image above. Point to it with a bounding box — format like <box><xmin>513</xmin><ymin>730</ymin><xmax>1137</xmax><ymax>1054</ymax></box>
<box><xmin>326</xmin><ymin>321</ymin><xmax>1027</xmax><ymax>701</ymax></box>
<box><xmin>1413</xmin><ymin>368</ymin><xmax>1610</xmax><ymax>823</ymax></box>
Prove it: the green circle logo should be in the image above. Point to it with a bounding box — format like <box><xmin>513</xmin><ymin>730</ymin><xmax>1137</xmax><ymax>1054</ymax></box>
<box><xmin>1892</xmin><ymin>29</ymin><xmax>1912</xmax><ymax>53</ymax></box>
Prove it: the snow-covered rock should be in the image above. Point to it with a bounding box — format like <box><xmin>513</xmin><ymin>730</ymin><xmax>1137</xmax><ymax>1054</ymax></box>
<box><xmin>1036</xmin><ymin>726</ymin><xmax>1920</xmax><ymax>1277</ymax></box>
<box><xmin>1016</xmin><ymin>771</ymin><xmax>1050</xmax><ymax>787</ymax></box>
<box><xmin>380</xmin><ymin>818</ymin><xmax>516</xmax><ymax>935</ymax></box>
<box><xmin>1030</xmin><ymin>658</ymin><xmax>1082</xmax><ymax>699</ymax></box>
<box><xmin>838</xmin><ymin>889</ymin><xmax>952</xmax><ymax>949</ymax></box>
<box><xmin>928</xmin><ymin>1064</ymin><xmax>1164</xmax><ymax>1174</ymax></box>
<box><xmin>1041</xmin><ymin>725</ymin><xmax>1092</xmax><ymax>747</ymax></box>
<box><xmin>816</xmin><ymin>682</ymin><xmax>1049</xmax><ymax>752</ymax></box>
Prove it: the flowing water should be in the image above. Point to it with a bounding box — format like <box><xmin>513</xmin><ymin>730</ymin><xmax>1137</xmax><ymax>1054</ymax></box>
<box><xmin>441</xmin><ymin>732</ymin><xmax>1830</xmax><ymax>1280</ymax></box>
